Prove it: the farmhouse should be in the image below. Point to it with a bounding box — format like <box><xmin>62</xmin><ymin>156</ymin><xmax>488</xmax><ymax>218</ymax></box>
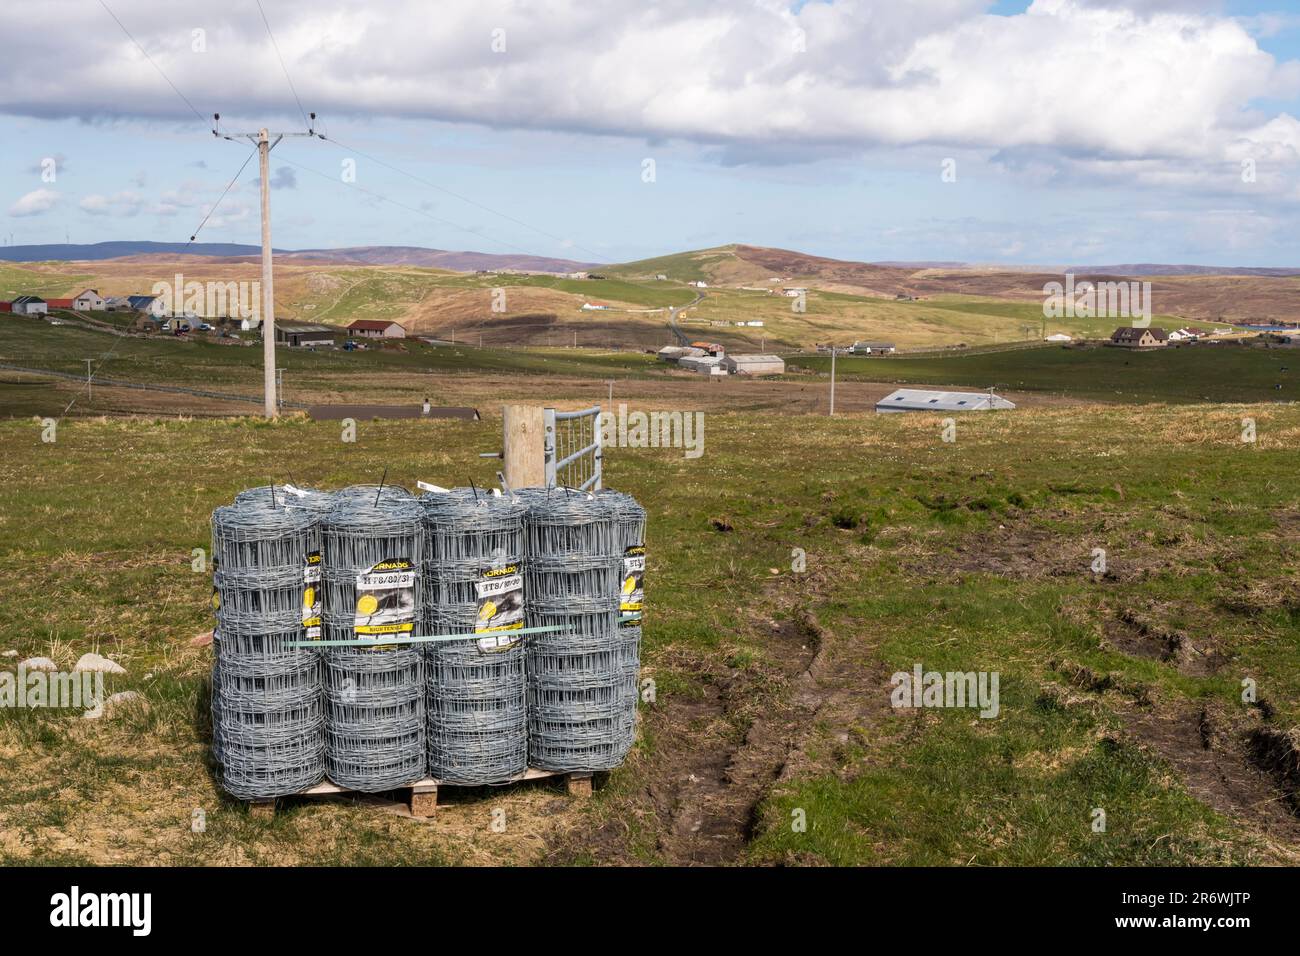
<box><xmin>127</xmin><ymin>294</ymin><xmax>162</xmax><ymax>314</ymax></box>
<box><xmin>10</xmin><ymin>295</ymin><xmax>47</xmax><ymax>315</ymax></box>
<box><xmin>722</xmin><ymin>354</ymin><xmax>785</xmax><ymax>375</ymax></box>
<box><xmin>1110</xmin><ymin>327</ymin><xmax>1168</xmax><ymax>348</ymax></box>
<box><xmin>347</xmin><ymin>319</ymin><xmax>406</xmax><ymax>339</ymax></box>
<box><xmin>45</xmin><ymin>298</ymin><xmax>73</xmax><ymax>309</ymax></box>
<box><xmin>276</xmin><ymin>322</ymin><xmax>338</xmax><ymax>348</ymax></box>
<box><xmin>73</xmin><ymin>289</ymin><xmax>105</xmax><ymax>311</ymax></box>
<box><xmin>875</xmin><ymin>388</ymin><xmax>1016</xmax><ymax>414</ymax></box>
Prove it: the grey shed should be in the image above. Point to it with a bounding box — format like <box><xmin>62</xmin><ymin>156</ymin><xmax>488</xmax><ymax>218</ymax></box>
<box><xmin>875</xmin><ymin>388</ymin><xmax>1016</xmax><ymax>413</ymax></box>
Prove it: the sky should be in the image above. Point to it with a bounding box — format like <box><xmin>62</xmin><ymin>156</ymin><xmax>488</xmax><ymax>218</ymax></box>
<box><xmin>1</xmin><ymin>0</ymin><xmax>1298</xmax><ymax>267</ymax></box>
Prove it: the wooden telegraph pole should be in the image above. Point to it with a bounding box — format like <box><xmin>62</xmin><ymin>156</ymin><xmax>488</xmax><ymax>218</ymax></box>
<box><xmin>214</xmin><ymin>113</ymin><xmax>320</xmax><ymax>418</ymax></box>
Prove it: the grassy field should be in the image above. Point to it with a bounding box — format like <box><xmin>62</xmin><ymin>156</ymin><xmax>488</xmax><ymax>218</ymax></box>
<box><xmin>2</xmin><ymin>398</ymin><xmax>1299</xmax><ymax>865</ymax></box>
<box><xmin>794</xmin><ymin>342</ymin><xmax>1300</xmax><ymax>404</ymax></box>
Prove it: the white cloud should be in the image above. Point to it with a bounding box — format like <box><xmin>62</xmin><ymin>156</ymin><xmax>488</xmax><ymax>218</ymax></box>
<box><xmin>79</xmin><ymin>191</ymin><xmax>146</xmax><ymax>216</ymax></box>
<box><xmin>8</xmin><ymin>188</ymin><xmax>60</xmax><ymax>217</ymax></box>
<box><xmin>0</xmin><ymin>0</ymin><xmax>1297</xmax><ymax>187</ymax></box>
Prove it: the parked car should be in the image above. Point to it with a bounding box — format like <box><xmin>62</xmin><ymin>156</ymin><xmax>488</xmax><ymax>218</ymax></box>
<box><xmin>198</xmin><ymin>322</ymin><xmax>213</xmax><ymax>332</ymax></box>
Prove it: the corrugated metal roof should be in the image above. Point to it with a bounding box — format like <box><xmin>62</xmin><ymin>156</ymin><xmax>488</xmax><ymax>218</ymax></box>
<box><xmin>875</xmin><ymin>388</ymin><xmax>1016</xmax><ymax>413</ymax></box>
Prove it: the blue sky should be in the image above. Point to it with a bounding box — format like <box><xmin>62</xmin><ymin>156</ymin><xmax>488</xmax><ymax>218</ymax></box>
<box><xmin>2</xmin><ymin>0</ymin><xmax>1298</xmax><ymax>267</ymax></box>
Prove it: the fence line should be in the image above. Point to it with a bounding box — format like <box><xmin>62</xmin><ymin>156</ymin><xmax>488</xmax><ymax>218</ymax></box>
<box><xmin>0</xmin><ymin>362</ymin><xmax>306</xmax><ymax>408</ymax></box>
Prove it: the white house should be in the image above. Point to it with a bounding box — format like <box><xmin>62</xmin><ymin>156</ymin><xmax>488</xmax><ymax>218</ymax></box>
<box><xmin>347</xmin><ymin>319</ymin><xmax>407</xmax><ymax>339</ymax></box>
<box><xmin>72</xmin><ymin>289</ymin><xmax>105</xmax><ymax>311</ymax></box>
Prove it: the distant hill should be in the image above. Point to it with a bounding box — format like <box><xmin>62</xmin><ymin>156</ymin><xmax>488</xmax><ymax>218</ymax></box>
<box><xmin>0</xmin><ymin>241</ymin><xmax>595</xmax><ymax>274</ymax></box>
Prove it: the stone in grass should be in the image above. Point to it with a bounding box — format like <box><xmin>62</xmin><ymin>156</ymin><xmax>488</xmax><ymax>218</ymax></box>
<box><xmin>18</xmin><ymin>657</ymin><xmax>58</xmax><ymax>671</ymax></box>
<box><xmin>74</xmin><ymin>652</ymin><xmax>127</xmax><ymax>675</ymax></box>
<box><xmin>1</xmin><ymin>650</ymin><xmax>16</xmax><ymax>658</ymax></box>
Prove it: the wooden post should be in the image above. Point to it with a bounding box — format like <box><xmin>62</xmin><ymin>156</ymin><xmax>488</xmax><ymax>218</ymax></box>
<box><xmin>502</xmin><ymin>404</ymin><xmax>546</xmax><ymax>489</ymax></box>
<box><xmin>566</xmin><ymin>771</ymin><xmax>593</xmax><ymax>798</ymax></box>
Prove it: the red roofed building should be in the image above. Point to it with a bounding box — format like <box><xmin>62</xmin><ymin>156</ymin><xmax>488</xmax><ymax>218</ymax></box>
<box><xmin>0</xmin><ymin>302</ymin><xmax>11</xmax><ymax>313</ymax></box>
<box><xmin>347</xmin><ymin>319</ymin><xmax>406</xmax><ymax>339</ymax></box>
<box><xmin>46</xmin><ymin>298</ymin><xmax>74</xmax><ymax>309</ymax></box>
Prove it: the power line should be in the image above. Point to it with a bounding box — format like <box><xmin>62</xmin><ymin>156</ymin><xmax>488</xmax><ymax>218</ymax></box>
<box><xmin>254</xmin><ymin>0</ymin><xmax>310</xmax><ymax>128</ymax></box>
<box><xmin>96</xmin><ymin>0</ymin><xmax>208</xmax><ymax>124</ymax></box>
<box><xmin>319</xmin><ymin>133</ymin><xmax>609</xmax><ymax>264</ymax></box>
<box><xmin>187</xmin><ymin>148</ymin><xmax>258</xmax><ymax>242</ymax></box>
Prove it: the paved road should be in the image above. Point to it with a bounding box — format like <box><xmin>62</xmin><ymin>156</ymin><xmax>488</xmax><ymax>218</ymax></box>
<box><xmin>667</xmin><ymin>290</ymin><xmax>705</xmax><ymax>345</ymax></box>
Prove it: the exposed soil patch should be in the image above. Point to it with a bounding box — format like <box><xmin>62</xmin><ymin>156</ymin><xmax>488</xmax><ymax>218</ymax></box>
<box><xmin>1102</xmin><ymin>605</ymin><xmax>1230</xmax><ymax>676</ymax></box>
<box><xmin>1125</xmin><ymin>702</ymin><xmax>1300</xmax><ymax>848</ymax></box>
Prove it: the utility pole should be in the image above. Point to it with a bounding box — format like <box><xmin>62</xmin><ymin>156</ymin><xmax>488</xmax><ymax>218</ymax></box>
<box><xmin>829</xmin><ymin>346</ymin><xmax>836</xmax><ymax>416</ymax></box>
<box><xmin>214</xmin><ymin>113</ymin><xmax>319</xmax><ymax>418</ymax></box>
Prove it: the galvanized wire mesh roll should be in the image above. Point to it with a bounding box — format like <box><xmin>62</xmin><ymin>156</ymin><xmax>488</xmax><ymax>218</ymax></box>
<box><xmin>599</xmin><ymin>489</ymin><xmax>647</xmax><ymax>729</ymax></box>
<box><xmin>421</xmin><ymin>489</ymin><xmax>528</xmax><ymax>784</ymax></box>
<box><xmin>523</xmin><ymin>490</ymin><xmax>633</xmax><ymax>771</ymax></box>
<box><xmin>210</xmin><ymin>499</ymin><xmax>325</xmax><ymax>800</ymax></box>
<box><xmin>321</xmin><ymin>487</ymin><xmax>426</xmax><ymax>791</ymax></box>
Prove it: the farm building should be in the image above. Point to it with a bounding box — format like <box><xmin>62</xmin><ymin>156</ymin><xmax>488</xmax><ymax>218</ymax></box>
<box><xmin>0</xmin><ymin>302</ymin><xmax>10</xmax><ymax>313</ymax></box>
<box><xmin>688</xmin><ymin>341</ymin><xmax>724</xmax><ymax>356</ymax></box>
<box><xmin>722</xmin><ymin>354</ymin><xmax>785</xmax><ymax>375</ymax></box>
<box><xmin>127</xmin><ymin>294</ymin><xmax>162</xmax><ymax>314</ymax></box>
<box><xmin>45</xmin><ymin>298</ymin><xmax>73</xmax><ymax>309</ymax></box>
<box><xmin>1045</xmin><ymin>333</ymin><xmax>1072</xmax><ymax>342</ymax></box>
<box><xmin>678</xmin><ymin>354</ymin><xmax>725</xmax><ymax>374</ymax></box>
<box><xmin>104</xmin><ymin>296</ymin><xmax>132</xmax><ymax>311</ymax></box>
<box><xmin>1110</xmin><ymin>327</ymin><xmax>1168</xmax><ymax>348</ymax></box>
<box><xmin>875</xmin><ymin>388</ymin><xmax>1016</xmax><ymax>414</ymax></box>
<box><xmin>276</xmin><ymin>322</ymin><xmax>338</xmax><ymax>348</ymax></box>
<box><xmin>73</xmin><ymin>289</ymin><xmax>105</xmax><ymax>311</ymax></box>
<box><xmin>10</xmin><ymin>296</ymin><xmax>47</xmax><ymax>315</ymax></box>
<box><xmin>851</xmin><ymin>341</ymin><xmax>896</xmax><ymax>354</ymax></box>
<box><xmin>657</xmin><ymin>345</ymin><xmax>704</xmax><ymax>363</ymax></box>
<box><xmin>347</xmin><ymin>319</ymin><xmax>406</xmax><ymax>339</ymax></box>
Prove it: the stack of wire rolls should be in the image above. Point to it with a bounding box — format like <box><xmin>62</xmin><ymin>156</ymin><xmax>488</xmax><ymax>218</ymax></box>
<box><xmin>520</xmin><ymin>488</ymin><xmax>633</xmax><ymax>771</ymax></box>
<box><xmin>320</xmin><ymin>485</ymin><xmax>426</xmax><ymax>791</ymax></box>
<box><xmin>599</xmin><ymin>489</ymin><xmax>646</xmax><ymax>756</ymax></box>
<box><xmin>421</xmin><ymin>488</ymin><xmax>529</xmax><ymax>784</ymax></box>
<box><xmin>210</xmin><ymin>495</ymin><xmax>325</xmax><ymax>799</ymax></box>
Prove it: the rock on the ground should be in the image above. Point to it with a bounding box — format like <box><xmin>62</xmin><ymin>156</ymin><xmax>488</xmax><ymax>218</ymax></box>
<box><xmin>85</xmin><ymin>690</ymin><xmax>145</xmax><ymax>720</ymax></box>
<box><xmin>73</xmin><ymin>652</ymin><xmax>126</xmax><ymax>674</ymax></box>
<box><xmin>1</xmin><ymin>650</ymin><xmax>16</xmax><ymax>658</ymax></box>
<box><xmin>18</xmin><ymin>657</ymin><xmax>58</xmax><ymax>671</ymax></box>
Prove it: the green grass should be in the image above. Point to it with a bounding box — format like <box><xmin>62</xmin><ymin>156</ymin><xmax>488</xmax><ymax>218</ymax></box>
<box><xmin>794</xmin><ymin>341</ymin><xmax>1298</xmax><ymax>403</ymax></box>
<box><xmin>0</xmin><ymin>263</ymin><xmax>94</xmax><ymax>299</ymax></box>
<box><xmin>2</xmin><ymin>397</ymin><xmax>1298</xmax><ymax>864</ymax></box>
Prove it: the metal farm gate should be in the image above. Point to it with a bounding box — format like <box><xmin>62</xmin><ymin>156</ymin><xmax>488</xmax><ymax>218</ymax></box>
<box><xmin>544</xmin><ymin>406</ymin><xmax>602</xmax><ymax>491</ymax></box>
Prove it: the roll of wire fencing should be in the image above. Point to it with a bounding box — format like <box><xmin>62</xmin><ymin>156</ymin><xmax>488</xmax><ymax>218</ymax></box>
<box><xmin>421</xmin><ymin>489</ymin><xmax>528</xmax><ymax>784</ymax></box>
<box><xmin>210</xmin><ymin>496</ymin><xmax>325</xmax><ymax>800</ymax></box>
<box><xmin>599</xmin><ymin>490</ymin><xmax>647</xmax><ymax>724</ymax></box>
<box><xmin>521</xmin><ymin>489</ymin><xmax>635</xmax><ymax>771</ymax></box>
<box><xmin>320</xmin><ymin>486</ymin><xmax>426</xmax><ymax>791</ymax></box>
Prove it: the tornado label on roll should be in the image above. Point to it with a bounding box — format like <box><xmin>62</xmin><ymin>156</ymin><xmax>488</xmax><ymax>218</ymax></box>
<box><xmin>355</xmin><ymin>558</ymin><xmax>416</xmax><ymax>646</ymax></box>
<box><xmin>475</xmin><ymin>563</ymin><xmax>523</xmax><ymax>651</ymax></box>
<box><xmin>621</xmin><ymin>545</ymin><xmax>645</xmax><ymax>615</ymax></box>
<box><xmin>303</xmin><ymin>550</ymin><xmax>322</xmax><ymax>640</ymax></box>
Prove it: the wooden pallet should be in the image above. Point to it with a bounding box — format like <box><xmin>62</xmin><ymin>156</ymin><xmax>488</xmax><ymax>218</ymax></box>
<box><xmin>247</xmin><ymin>767</ymin><xmax>593</xmax><ymax>818</ymax></box>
